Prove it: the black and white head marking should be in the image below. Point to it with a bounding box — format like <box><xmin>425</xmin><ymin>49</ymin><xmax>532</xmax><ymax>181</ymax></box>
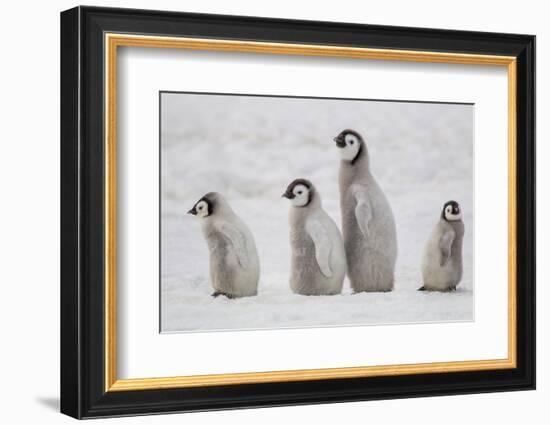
<box><xmin>187</xmin><ymin>194</ymin><xmax>214</xmax><ymax>218</ymax></box>
<box><xmin>282</xmin><ymin>178</ymin><xmax>313</xmax><ymax>207</ymax></box>
<box><xmin>442</xmin><ymin>200</ymin><xmax>462</xmax><ymax>222</ymax></box>
<box><xmin>333</xmin><ymin>129</ymin><xmax>363</xmax><ymax>164</ymax></box>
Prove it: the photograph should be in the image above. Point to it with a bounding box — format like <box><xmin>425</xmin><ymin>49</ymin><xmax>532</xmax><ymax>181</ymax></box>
<box><xmin>160</xmin><ymin>92</ymin><xmax>474</xmax><ymax>333</ymax></box>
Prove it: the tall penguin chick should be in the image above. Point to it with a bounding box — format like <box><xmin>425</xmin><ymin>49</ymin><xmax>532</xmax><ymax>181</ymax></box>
<box><xmin>419</xmin><ymin>201</ymin><xmax>465</xmax><ymax>292</ymax></box>
<box><xmin>187</xmin><ymin>192</ymin><xmax>260</xmax><ymax>298</ymax></box>
<box><xmin>333</xmin><ymin>129</ymin><xmax>397</xmax><ymax>292</ymax></box>
<box><xmin>282</xmin><ymin>179</ymin><xmax>346</xmax><ymax>296</ymax></box>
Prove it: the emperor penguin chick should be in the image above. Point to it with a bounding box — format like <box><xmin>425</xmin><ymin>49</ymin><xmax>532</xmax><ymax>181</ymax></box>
<box><xmin>334</xmin><ymin>129</ymin><xmax>397</xmax><ymax>292</ymax></box>
<box><xmin>188</xmin><ymin>192</ymin><xmax>260</xmax><ymax>298</ymax></box>
<box><xmin>419</xmin><ymin>201</ymin><xmax>465</xmax><ymax>292</ymax></box>
<box><xmin>283</xmin><ymin>179</ymin><xmax>346</xmax><ymax>296</ymax></box>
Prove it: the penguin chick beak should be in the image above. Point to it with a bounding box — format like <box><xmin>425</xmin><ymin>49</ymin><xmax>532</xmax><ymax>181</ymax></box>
<box><xmin>333</xmin><ymin>136</ymin><xmax>346</xmax><ymax>148</ymax></box>
<box><xmin>282</xmin><ymin>191</ymin><xmax>294</xmax><ymax>199</ymax></box>
<box><xmin>187</xmin><ymin>207</ymin><xmax>197</xmax><ymax>215</ymax></box>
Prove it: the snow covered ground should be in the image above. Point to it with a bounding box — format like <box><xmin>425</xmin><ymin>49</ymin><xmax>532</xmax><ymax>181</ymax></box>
<box><xmin>160</xmin><ymin>93</ymin><xmax>474</xmax><ymax>333</ymax></box>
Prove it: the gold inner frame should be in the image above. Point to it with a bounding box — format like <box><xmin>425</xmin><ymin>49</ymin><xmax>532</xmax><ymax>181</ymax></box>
<box><xmin>104</xmin><ymin>33</ymin><xmax>517</xmax><ymax>392</ymax></box>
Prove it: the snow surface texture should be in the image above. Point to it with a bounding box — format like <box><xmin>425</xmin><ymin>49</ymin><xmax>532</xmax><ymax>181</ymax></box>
<box><xmin>160</xmin><ymin>93</ymin><xmax>473</xmax><ymax>333</ymax></box>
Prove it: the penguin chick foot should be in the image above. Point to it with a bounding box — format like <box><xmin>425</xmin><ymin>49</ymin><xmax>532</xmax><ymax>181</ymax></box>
<box><xmin>418</xmin><ymin>286</ymin><xmax>458</xmax><ymax>292</ymax></box>
<box><xmin>211</xmin><ymin>291</ymin><xmax>235</xmax><ymax>299</ymax></box>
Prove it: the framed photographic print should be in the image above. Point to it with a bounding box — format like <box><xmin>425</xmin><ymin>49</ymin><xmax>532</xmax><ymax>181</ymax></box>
<box><xmin>60</xmin><ymin>6</ymin><xmax>536</xmax><ymax>419</ymax></box>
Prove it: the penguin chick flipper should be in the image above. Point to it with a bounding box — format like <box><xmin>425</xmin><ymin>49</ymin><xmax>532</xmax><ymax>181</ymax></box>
<box><xmin>352</xmin><ymin>187</ymin><xmax>372</xmax><ymax>239</ymax></box>
<box><xmin>438</xmin><ymin>229</ymin><xmax>455</xmax><ymax>267</ymax></box>
<box><xmin>305</xmin><ymin>219</ymin><xmax>333</xmax><ymax>278</ymax></box>
<box><xmin>217</xmin><ymin>222</ymin><xmax>249</xmax><ymax>269</ymax></box>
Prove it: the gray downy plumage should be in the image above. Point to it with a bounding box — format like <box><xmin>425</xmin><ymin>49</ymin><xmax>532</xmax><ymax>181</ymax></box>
<box><xmin>334</xmin><ymin>129</ymin><xmax>398</xmax><ymax>292</ymax></box>
<box><xmin>188</xmin><ymin>192</ymin><xmax>260</xmax><ymax>298</ymax></box>
<box><xmin>420</xmin><ymin>200</ymin><xmax>465</xmax><ymax>291</ymax></box>
<box><xmin>283</xmin><ymin>179</ymin><xmax>346</xmax><ymax>296</ymax></box>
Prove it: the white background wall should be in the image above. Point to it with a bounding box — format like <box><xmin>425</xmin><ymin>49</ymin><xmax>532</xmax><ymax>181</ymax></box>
<box><xmin>0</xmin><ymin>0</ymin><xmax>545</xmax><ymax>423</ymax></box>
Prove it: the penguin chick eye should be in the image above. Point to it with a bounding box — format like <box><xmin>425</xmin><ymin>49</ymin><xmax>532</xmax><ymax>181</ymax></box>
<box><xmin>345</xmin><ymin>134</ymin><xmax>359</xmax><ymax>145</ymax></box>
<box><xmin>291</xmin><ymin>184</ymin><xmax>309</xmax><ymax>203</ymax></box>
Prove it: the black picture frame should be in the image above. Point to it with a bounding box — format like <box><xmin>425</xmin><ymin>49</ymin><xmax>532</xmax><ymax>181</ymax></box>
<box><xmin>61</xmin><ymin>5</ymin><xmax>535</xmax><ymax>419</ymax></box>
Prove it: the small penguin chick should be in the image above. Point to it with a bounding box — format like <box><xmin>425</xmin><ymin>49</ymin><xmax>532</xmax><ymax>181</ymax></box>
<box><xmin>282</xmin><ymin>178</ymin><xmax>346</xmax><ymax>296</ymax></box>
<box><xmin>187</xmin><ymin>192</ymin><xmax>260</xmax><ymax>299</ymax></box>
<box><xmin>333</xmin><ymin>129</ymin><xmax>363</xmax><ymax>163</ymax></box>
<box><xmin>419</xmin><ymin>200</ymin><xmax>465</xmax><ymax>292</ymax></box>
